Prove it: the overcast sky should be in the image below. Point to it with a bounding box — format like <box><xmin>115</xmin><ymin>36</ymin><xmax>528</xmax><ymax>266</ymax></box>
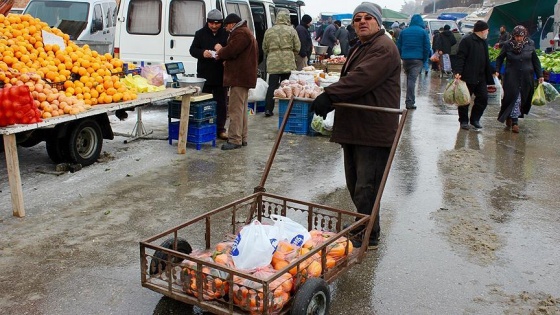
<box><xmin>300</xmin><ymin>0</ymin><xmax>408</xmax><ymax>20</ymax></box>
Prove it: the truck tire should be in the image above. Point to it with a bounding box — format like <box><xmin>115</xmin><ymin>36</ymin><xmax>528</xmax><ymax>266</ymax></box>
<box><xmin>46</xmin><ymin>136</ymin><xmax>68</xmax><ymax>164</ymax></box>
<box><xmin>149</xmin><ymin>238</ymin><xmax>192</xmax><ymax>275</ymax></box>
<box><xmin>291</xmin><ymin>278</ymin><xmax>330</xmax><ymax>315</ymax></box>
<box><xmin>66</xmin><ymin>119</ymin><xmax>103</xmax><ymax>167</ymax></box>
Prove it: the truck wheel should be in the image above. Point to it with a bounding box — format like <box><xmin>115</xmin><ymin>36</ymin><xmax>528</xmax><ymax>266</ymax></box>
<box><xmin>149</xmin><ymin>238</ymin><xmax>192</xmax><ymax>275</ymax></box>
<box><xmin>291</xmin><ymin>278</ymin><xmax>330</xmax><ymax>315</ymax></box>
<box><xmin>67</xmin><ymin>119</ymin><xmax>103</xmax><ymax>167</ymax></box>
<box><xmin>46</xmin><ymin>136</ymin><xmax>68</xmax><ymax>164</ymax></box>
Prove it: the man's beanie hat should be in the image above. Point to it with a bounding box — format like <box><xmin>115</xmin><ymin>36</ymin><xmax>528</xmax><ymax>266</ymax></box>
<box><xmin>353</xmin><ymin>2</ymin><xmax>383</xmax><ymax>27</ymax></box>
<box><xmin>302</xmin><ymin>14</ymin><xmax>312</xmax><ymax>24</ymax></box>
<box><xmin>207</xmin><ymin>9</ymin><xmax>223</xmax><ymax>22</ymax></box>
<box><xmin>473</xmin><ymin>20</ymin><xmax>489</xmax><ymax>32</ymax></box>
<box><xmin>444</xmin><ymin>24</ymin><xmax>451</xmax><ymax>30</ymax></box>
<box><xmin>224</xmin><ymin>13</ymin><xmax>242</xmax><ymax>24</ymax></box>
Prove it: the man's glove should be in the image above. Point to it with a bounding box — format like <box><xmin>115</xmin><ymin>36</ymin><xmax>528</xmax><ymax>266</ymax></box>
<box><xmin>311</xmin><ymin>92</ymin><xmax>333</xmax><ymax>119</ymax></box>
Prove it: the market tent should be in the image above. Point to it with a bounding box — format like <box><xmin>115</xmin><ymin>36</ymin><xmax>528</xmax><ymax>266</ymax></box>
<box><xmin>382</xmin><ymin>8</ymin><xmax>409</xmax><ymax>21</ymax></box>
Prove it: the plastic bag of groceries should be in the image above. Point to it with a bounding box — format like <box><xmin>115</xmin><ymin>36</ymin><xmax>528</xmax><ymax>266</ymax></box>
<box><xmin>248</xmin><ymin>78</ymin><xmax>268</xmax><ymax>102</ymax></box>
<box><xmin>231</xmin><ymin>220</ymin><xmax>276</xmax><ymax>270</ymax></box>
<box><xmin>271</xmin><ymin>214</ymin><xmax>311</xmax><ymax>247</ymax></box>
<box><xmin>531</xmin><ymin>83</ymin><xmax>546</xmax><ymax>106</ymax></box>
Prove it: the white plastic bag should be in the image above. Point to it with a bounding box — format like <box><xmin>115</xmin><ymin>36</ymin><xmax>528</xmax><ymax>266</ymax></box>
<box><xmin>333</xmin><ymin>43</ymin><xmax>341</xmax><ymax>55</ymax></box>
<box><xmin>231</xmin><ymin>220</ymin><xmax>276</xmax><ymax>270</ymax></box>
<box><xmin>271</xmin><ymin>214</ymin><xmax>311</xmax><ymax>247</ymax></box>
<box><xmin>248</xmin><ymin>78</ymin><xmax>268</xmax><ymax>102</ymax></box>
<box><xmin>323</xmin><ymin>110</ymin><xmax>335</xmax><ymax>131</ymax></box>
<box><xmin>494</xmin><ymin>76</ymin><xmax>504</xmax><ymax>99</ymax></box>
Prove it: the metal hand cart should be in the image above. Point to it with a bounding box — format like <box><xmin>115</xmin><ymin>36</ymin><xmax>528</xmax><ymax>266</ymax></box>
<box><xmin>140</xmin><ymin>98</ymin><xmax>408</xmax><ymax>314</ymax></box>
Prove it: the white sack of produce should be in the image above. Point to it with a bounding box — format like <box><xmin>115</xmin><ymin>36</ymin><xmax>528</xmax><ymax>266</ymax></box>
<box><xmin>248</xmin><ymin>78</ymin><xmax>268</xmax><ymax>102</ymax></box>
<box><xmin>230</xmin><ymin>220</ymin><xmax>276</xmax><ymax>270</ymax></box>
<box><xmin>273</xmin><ymin>79</ymin><xmax>322</xmax><ymax>99</ymax></box>
<box><xmin>289</xmin><ymin>70</ymin><xmax>315</xmax><ymax>85</ymax></box>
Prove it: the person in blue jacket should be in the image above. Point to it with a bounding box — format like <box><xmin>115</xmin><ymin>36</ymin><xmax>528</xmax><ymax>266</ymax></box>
<box><xmin>396</xmin><ymin>14</ymin><xmax>431</xmax><ymax>109</ymax></box>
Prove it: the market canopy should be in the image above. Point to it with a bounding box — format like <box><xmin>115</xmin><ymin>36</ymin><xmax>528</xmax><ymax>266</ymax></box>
<box><xmin>382</xmin><ymin>8</ymin><xmax>409</xmax><ymax>21</ymax></box>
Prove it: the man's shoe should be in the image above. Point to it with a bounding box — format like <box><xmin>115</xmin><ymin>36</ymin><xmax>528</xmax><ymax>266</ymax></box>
<box><xmin>512</xmin><ymin>124</ymin><xmax>520</xmax><ymax>133</ymax></box>
<box><xmin>265</xmin><ymin>110</ymin><xmax>273</xmax><ymax>117</ymax></box>
<box><xmin>506</xmin><ymin>117</ymin><xmax>512</xmax><ymax>128</ymax></box>
<box><xmin>351</xmin><ymin>239</ymin><xmax>379</xmax><ymax>250</ymax></box>
<box><xmin>242</xmin><ymin>141</ymin><xmax>247</xmax><ymax>146</ymax></box>
<box><xmin>460</xmin><ymin>123</ymin><xmax>470</xmax><ymax>130</ymax></box>
<box><xmin>221</xmin><ymin>142</ymin><xmax>242</xmax><ymax>150</ymax></box>
<box><xmin>470</xmin><ymin>121</ymin><xmax>482</xmax><ymax>129</ymax></box>
<box><xmin>218</xmin><ymin>132</ymin><xmax>228</xmax><ymax>140</ymax></box>
<box><xmin>405</xmin><ymin>105</ymin><xmax>417</xmax><ymax>110</ymax></box>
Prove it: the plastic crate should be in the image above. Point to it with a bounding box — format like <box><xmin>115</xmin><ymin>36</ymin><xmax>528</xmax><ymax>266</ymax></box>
<box><xmin>549</xmin><ymin>72</ymin><xmax>560</xmax><ymax>84</ymax></box>
<box><xmin>248</xmin><ymin>101</ymin><xmax>266</xmax><ymax>114</ymax></box>
<box><xmin>168</xmin><ymin>100</ymin><xmax>216</xmax><ymax>120</ymax></box>
<box><xmin>168</xmin><ymin>121</ymin><xmax>216</xmax><ymax>150</ymax></box>
<box><xmin>276</xmin><ymin>98</ymin><xmax>313</xmax><ymax>135</ymax></box>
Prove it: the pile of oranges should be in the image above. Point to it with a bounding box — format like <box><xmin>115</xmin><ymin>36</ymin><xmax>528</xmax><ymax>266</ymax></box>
<box><xmin>0</xmin><ymin>13</ymin><xmax>138</xmax><ymax>119</ymax></box>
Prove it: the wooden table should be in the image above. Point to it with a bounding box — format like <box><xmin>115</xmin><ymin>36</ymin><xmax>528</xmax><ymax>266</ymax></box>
<box><xmin>1</xmin><ymin>87</ymin><xmax>196</xmax><ymax>217</ymax></box>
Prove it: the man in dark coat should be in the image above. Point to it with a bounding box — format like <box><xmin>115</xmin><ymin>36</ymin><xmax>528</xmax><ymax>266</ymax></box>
<box><xmin>454</xmin><ymin>20</ymin><xmax>495</xmax><ymax>130</ymax></box>
<box><xmin>434</xmin><ymin>24</ymin><xmax>457</xmax><ymax>74</ymax></box>
<box><xmin>296</xmin><ymin>14</ymin><xmax>313</xmax><ymax>70</ymax></box>
<box><xmin>215</xmin><ymin>14</ymin><xmax>258</xmax><ymax>150</ymax></box>
<box><xmin>189</xmin><ymin>9</ymin><xmax>229</xmax><ymax>140</ymax></box>
<box><xmin>319</xmin><ymin>20</ymin><xmax>338</xmax><ymax>56</ymax></box>
<box><xmin>311</xmin><ymin>2</ymin><xmax>401</xmax><ymax>250</ymax></box>
<box><xmin>496</xmin><ymin>25</ymin><xmax>510</xmax><ymax>48</ymax></box>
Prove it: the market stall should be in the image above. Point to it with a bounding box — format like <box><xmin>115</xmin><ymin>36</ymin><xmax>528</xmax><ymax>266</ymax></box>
<box><xmin>1</xmin><ymin>87</ymin><xmax>197</xmax><ymax>217</ymax></box>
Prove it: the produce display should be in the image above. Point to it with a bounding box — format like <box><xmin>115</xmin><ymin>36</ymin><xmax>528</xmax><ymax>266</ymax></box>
<box><xmin>538</xmin><ymin>51</ymin><xmax>560</xmax><ymax>72</ymax></box>
<box><xmin>273</xmin><ymin>79</ymin><xmax>323</xmax><ymax>99</ymax></box>
<box><xmin>0</xmin><ymin>13</ymin><xmax>139</xmax><ymax>124</ymax></box>
<box><xmin>178</xmin><ymin>229</ymin><xmax>353</xmax><ymax>313</ymax></box>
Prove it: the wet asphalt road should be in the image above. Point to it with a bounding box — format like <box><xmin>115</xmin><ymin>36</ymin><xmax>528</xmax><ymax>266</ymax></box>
<box><xmin>1</xmin><ymin>72</ymin><xmax>559</xmax><ymax>314</ymax></box>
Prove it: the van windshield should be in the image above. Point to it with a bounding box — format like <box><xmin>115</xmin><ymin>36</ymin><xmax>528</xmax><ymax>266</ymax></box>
<box><xmin>427</xmin><ymin>20</ymin><xmax>459</xmax><ymax>34</ymax></box>
<box><xmin>24</xmin><ymin>1</ymin><xmax>90</xmax><ymax>27</ymax></box>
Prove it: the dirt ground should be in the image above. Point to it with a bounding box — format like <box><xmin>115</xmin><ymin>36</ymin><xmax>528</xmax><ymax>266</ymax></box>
<box><xmin>1</xmin><ymin>73</ymin><xmax>560</xmax><ymax>314</ymax></box>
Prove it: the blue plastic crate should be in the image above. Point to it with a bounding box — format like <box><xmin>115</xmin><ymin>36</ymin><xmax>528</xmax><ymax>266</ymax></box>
<box><xmin>168</xmin><ymin>121</ymin><xmax>216</xmax><ymax>150</ymax></box>
<box><xmin>276</xmin><ymin>99</ymin><xmax>313</xmax><ymax>135</ymax></box>
<box><xmin>168</xmin><ymin>100</ymin><xmax>216</xmax><ymax>121</ymax></box>
<box><xmin>549</xmin><ymin>72</ymin><xmax>560</xmax><ymax>84</ymax></box>
<box><xmin>248</xmin><ymin>101</ymin><xmax>266</xmax><ymax>114</ymax></box>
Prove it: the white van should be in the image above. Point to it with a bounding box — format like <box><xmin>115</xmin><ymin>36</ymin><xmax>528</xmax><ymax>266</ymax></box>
<box><xmin>23</xmin><ymin>0</ymin><xmax>117</xmax><ymax>54</ymax></box>
<box><xmin>113</xmin><ymin>0</ymin><xmax>256</xmax><ymax>76</ymax></box>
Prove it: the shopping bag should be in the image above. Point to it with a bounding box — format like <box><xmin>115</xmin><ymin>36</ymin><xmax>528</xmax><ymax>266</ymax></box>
<box><xmin>494</xmin><ymin>76</ymin><xmax>504</xmax><ymax>99</ymax></box>
<box><xmin>248</xmin><ymin>78</ymin><xmax>268</xmax><ymax>102</ymax></box>
<box><xmin>441</xmin><ymin>54</ymin><xmax>451</xmax><ymax>72</ymax></box>
<box><xmin>430</xmin><ymin>52</ymin><xmax>440</xmax><ymax>62</ymax></box>
<box><xmin>531</xmin><ymin>83</ymin><xmax>546</xmax><ymax>106</ymax></box>
<box><xmin>333</xmin><ymin>43</ymin><xmax>341</xmax><ymax>55</ymax></box>
<box><xmin>443</xmin><ymin>79</ymin><xmax>456</xmax><ymax>104</ymax></box>
<box><xmin>270</xmin><ymin>214</ymin><xmax>311</xmax><ymax>247</ymax></box>
<box><xmin>541</xmin><ymin>81</ymin><xmax>559</xmax><ymax>102</ymax></box>
<box><xmin>455</xmin><ymin>79</ymin><xmax>471</xmax><ymax>106</ymax></box>
<box><xmin>230</xmin><ymin>220</ymin><xmax>276</xmax><ymax>270</ymax></box>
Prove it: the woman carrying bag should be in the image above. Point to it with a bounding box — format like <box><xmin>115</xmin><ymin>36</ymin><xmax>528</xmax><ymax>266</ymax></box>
<box><xmin>495</xmin><ymin>25</ymin><xmax>544</xmax><ymax>133</ymax></box>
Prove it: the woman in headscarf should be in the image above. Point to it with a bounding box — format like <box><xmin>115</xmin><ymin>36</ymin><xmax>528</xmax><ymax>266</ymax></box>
<box><xmin>495</xmin><ymin>25</ymin><xmax>544</xmax><ymax>133</ymax></box>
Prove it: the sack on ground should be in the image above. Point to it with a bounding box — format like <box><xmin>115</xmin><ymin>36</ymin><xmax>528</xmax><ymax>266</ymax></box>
<box><xmin>231</xmin><ymin>220</ymin><xmax>276</xmax><ymax>270</ymax></box>
<box><xmin>441</xmin><ymin>54</ymin><xmax>451</xmax><ymax>72</ymax></box>
<box><xmin>271</xmin><ymin>214</ymin><xmax>311</xmax><ymax>247</ymax></box>
<box><xmin>541</xmin><ymin>81</ymin><xmax>559</xmax><ymax>103</ymax></box>
<box><xmin>531</xmin><ymin>83</ymin><xmax>547</xmax><ymax>106</ymax></box>
<box><xmin>248</xmin><ymin>78</ymin><xmax>268</xmax><ymax>102</ymax></box>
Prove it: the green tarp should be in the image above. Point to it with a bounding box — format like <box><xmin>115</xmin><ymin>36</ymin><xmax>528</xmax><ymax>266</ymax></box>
<box><xmin>382</xmin><ymin>8</ymin><xmax>409</xmax><ymax>21</ymax></box>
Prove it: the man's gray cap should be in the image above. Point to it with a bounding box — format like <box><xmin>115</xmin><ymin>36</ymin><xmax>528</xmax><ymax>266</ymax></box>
<box><xmin>207</xmin><ymin>9</ymin><xmax>223</xmax><ymax>22</ymax></box>
<box><xmin>353</xmin><ymin>2</ymin><xmax>383</xmax><ymax>28</ymax></box>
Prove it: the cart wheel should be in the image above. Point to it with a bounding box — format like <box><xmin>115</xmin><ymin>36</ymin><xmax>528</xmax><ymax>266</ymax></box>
<box><xmin>66</xmin><ymin>119</ymin><xmax>103</xmax><ymax>167</ymax></box>
<box><xmin>149</xmin><ymin>238</ymin><xmax>192</xmax><ymax>275</ymax></box>
<box><xmin>290</xmin><ymin>278</ymin><xmax>330</xmax><ymax>315</ymax></box>
<box><xmin>46</xmin><ymin>135</ymin><xmax>69</xmax><ymax>164</ymax></box>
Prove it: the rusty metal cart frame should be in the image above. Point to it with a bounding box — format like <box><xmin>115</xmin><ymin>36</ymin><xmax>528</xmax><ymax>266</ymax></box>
<box><xmin>139</xmin><ymin>98</ymin><xmax>408</xmax><ymax>314</ymax></box>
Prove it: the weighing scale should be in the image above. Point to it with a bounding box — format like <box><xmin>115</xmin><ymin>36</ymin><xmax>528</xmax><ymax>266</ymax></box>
<box><xmin>165</xmin><ymin>62</ymin><xmax>185</xmax><ymax>88</ymax></box>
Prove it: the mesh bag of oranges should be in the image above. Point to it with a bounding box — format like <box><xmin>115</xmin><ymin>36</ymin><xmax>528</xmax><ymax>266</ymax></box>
<box><xmin>232</xmin><ymin>266</ymin><xmax>293</xmax><ymax>315</ymax></box>
<box><xmin>181</xmin><ymin>249</ymin><xmax>231</xmax><ymax>301</ymax></box>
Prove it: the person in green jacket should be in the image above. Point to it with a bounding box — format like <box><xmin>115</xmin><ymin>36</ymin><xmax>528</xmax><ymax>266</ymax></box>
<box><xmin>262</xmin><ymin>9</ymin><xmax>300</xmax><ymax>117</ymax></box>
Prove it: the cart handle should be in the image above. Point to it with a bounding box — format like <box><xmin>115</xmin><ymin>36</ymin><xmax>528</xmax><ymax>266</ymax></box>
<box><xmin>254</xmin><ymin>99</ymin><xmax>408</xmax><ymax>193</ymax></box>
